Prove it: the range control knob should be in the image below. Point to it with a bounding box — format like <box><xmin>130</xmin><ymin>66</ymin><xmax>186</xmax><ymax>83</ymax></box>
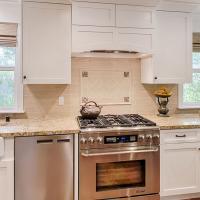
<box><xmin>138</xmin><ymin>134</ymin><xmax>145</xmax><ymax>143</ymax></box>
<box><xmin>96</xmin><ymin>136</ymin><xmax>103</xmax><ymax>144</ymax></box>
<box><xmin>146</xmin><ymin>134</ymin><xmax>153</xmax><ymax>143</ymax></box>
<box><xmin>80</xmin><ymin>137</ymin><xmax>87</xmax><ymax>145</ymax></box>
<box><xmin>88</xmin><ymin>137</ymin><xmax>95</xmax><ymax>144</ymax></box>
<box><xmin>153</xmin><ymin>134</ymin><xmax>160</xmax><ymax>145</ymax></box>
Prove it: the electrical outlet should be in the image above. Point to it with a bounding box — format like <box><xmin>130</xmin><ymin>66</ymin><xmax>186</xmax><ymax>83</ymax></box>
<box><xmin>58</xmin><ymin>96</ymin><xmax>65</xmax><ymax>106</ymax></box>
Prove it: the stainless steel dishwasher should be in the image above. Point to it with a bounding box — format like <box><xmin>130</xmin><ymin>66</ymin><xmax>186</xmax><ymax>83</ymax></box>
<box><xmin>15</xmin><ymin>135</ymin><xmax>74</xmax><ymax>200</ymax></box>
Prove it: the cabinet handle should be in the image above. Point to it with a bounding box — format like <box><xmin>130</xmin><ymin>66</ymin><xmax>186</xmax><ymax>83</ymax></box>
<box><xmin>176</xmin><ymin>134</ymin><xmax>186</xmax><ymax>138</ymax></box>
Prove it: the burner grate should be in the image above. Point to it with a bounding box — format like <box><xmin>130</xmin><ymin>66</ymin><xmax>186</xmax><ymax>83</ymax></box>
<box><xmin>77</xmin><ymin>114</ymin><xmax>156</xmax><ymax>129</ymax></box>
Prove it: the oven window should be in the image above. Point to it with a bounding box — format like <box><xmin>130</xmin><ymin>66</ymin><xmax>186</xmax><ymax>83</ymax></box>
<box><xmin>96</xmin><ymin>160</ymin><xmax>145</xmax><ymax>191</ymax></box>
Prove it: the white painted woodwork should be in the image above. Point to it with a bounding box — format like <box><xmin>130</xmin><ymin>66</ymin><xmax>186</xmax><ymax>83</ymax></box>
<box><xmin>23</xmin><ymin>2</ymin><xmax>71</xmax><ymax>84</ymax></box>
<box><xmin>72</xmin><ymin>26</ymin><xmax>116</xmax><ymax>52</ymax></box>
<box><xmin>160</xmin><ymin>130</ymin><xmax>199</xmax><ymax>144</ymax></box>
<box><xmin>141</xmin><ymin>11</ymin><xmax>192</xmax><ymax>84</ymax></box>
<box><xmin>0</xmin><ymin>138</ymin><xmax>14</xmax><ymax>200</ymax></box>
<box><xmin>24</xmin><ymin>0</ymin><xmax>71</xmax><ymax>4</ymax></box>
<box><xmin>72</xmin><ymin>0</ymin><xmax>159</xmax><ymax>6</ymax></box>
<box><xmin>160</xmin><ymin>130</ymin><xmax>200</xmax><ymax>197</ymax></box>
<box><xmin>72</xmin><ymin>2</ymin><xmax>115</xmax><ymax>27</ymax></box>
<box><xmin>74</xmin><ymin>134</ymin><xmax>79</xmax><ymax>200</ymax></box>
<box><xmin>116</xmin><ymin>28</ymin><xmax>154</xmax><ymax>53</ymax></box>
<box><xmin>166</xmin><ymin>0</ymin><xmax>200</xmax><ymax>4</ymax></box>
<box><xmin>0</xmin><ymin>138</ymin><xmax>4</xmax><ymax>157</ymax></box>
<box><xmin>116</xmin><ymin>5</ymin><xmax>155</xmax><ymax>28</ymax></box>
<box><xmin>0</xmin><ymin>1</ymin><xmax>21</xmax><ymax>23</ymax></box>
<box><xmin>193</xmin><ymin>13</ymin><xmax>200</xmax><ymax>32</ymax></box>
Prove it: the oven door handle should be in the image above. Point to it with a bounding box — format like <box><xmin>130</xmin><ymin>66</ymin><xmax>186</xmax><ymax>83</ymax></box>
<box><xmin>81</xmin><ymin>148</ymin><xmax>159</xmax><ymax>157</ymax></box>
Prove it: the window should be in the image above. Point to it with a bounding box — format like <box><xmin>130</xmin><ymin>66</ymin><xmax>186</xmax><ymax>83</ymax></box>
<box><xmin>0</xmin><ymin>23</ymin><xmax>23</xmax><ymax>112</ymax></box>
<box><xmin>179</xmin><ymin>33</ymin><xmax>200</xmax><ymax>108</ymax></box>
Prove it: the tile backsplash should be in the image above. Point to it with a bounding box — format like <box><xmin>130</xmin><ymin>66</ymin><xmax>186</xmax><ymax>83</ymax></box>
<box><xmin>21</xmin><ymin>57</ymin><xmax>178</xmax><ymax>119</ymax></box>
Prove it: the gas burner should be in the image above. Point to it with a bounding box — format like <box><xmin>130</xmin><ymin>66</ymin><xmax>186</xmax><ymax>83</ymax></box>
<box><xmin>124</xmin><ymin>114</ymin><xmax>157</xmax><ymax>127</ymax></box>
<box><xmin>77</xmin><ymin>114</ymin><xmax>156</xmax><ymax>129</ymax></box>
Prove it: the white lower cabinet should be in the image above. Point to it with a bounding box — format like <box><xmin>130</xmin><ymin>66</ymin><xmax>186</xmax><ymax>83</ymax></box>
<box><xmin>161</xmin><ymin>130</ymin><xmax>200</xmax><ymax>197</ymax></box>
<box><xmin>0</xmin><ymin>161</ymin><xmax>14</xmax><ymax>200</ymax></box>
<box><xmin>0</xmin><ymin>138</ymin><xmax>14</xmax><ymax>200</ymax></box>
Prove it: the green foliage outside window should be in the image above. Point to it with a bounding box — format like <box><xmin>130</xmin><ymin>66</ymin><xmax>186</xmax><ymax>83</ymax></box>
<box><xmin>0</xmin><ymin>47</ymin><xmax>16</xmax><ymax>67</ymax></box>
<box><xmin>183</xmin><ymin>53</ymin><xmax>200</xmax><ymax>104</ymax></box>
<box><xmin>0</xmin><ymin>71</ymin><xmax>14</xmax><ymax>108</ymax></box>
<box><xmin>0</xmin><ymin>47</ymin><xmax>16</xmax><ymax>108</ymax></box>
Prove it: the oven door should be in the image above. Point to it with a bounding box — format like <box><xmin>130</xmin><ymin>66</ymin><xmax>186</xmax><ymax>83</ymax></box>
<box><xmin>79</xmin><ymin>147</ymin><xmax>160</xmax><ymax>200</ymax></box>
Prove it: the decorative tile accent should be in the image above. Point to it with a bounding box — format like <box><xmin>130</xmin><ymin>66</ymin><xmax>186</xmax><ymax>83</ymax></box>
<box><xmin>82</xmin><ymin>71</ymin><xmax>88</xmax><ymax>78</ymax></box>
<box><xmin>80</xmin><ymin>69</ymin><xmax>132</xmax><ymax>105</ymax></box>
<box><xmin>124</xmin><ymin>72</ymin><xmax>129</xmax><ymax>78</ymax></box>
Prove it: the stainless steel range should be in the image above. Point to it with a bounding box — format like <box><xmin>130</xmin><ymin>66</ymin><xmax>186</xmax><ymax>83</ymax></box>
<box><xmin>78</xmin><ymin>114</ymin><xmax>160</xmax><ymax>200</ymax></box>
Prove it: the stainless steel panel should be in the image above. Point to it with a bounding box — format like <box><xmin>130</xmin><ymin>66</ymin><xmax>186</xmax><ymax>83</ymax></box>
<box><xmin>79</xmin><ymin>147</ymin><xmax>160</xmax><ymax>200</ymax></box>
<box><xmin>112</xmin><ymin>194</ymin><xmax>160</xmax><ymax>200</ymax></box>
<box><xmin>15</xmin><ymin>135</ymin><xmax>74</xmax><ymax>200</ymax></box>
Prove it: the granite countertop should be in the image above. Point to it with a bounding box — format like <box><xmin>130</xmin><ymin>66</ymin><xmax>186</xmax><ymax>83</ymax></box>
<box><xmin>0</xmin><ymin>117</ymin><xmax>80</xmax><ymax>138</ymax></box>
<box><xmin>1</xmin><ymin>114</ymin><xmax>200</xmax><ymax>138</ymax></box>
<box><xmin>145</xmin><ymin>114</ymin><xmax>200</xmax><ymax>130</ymax></box>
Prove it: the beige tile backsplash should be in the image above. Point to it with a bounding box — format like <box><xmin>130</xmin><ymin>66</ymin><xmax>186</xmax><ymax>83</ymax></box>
<box><xmin>20</xmin><ymin>57</ymin><xmax>178</xmax><ymax>119</ymax></box>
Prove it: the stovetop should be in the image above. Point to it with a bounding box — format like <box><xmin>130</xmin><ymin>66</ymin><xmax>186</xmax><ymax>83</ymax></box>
<box><xmin>77</xmin><ymin>114</ymin><xmax>156</xmax><ymax>129</ymax></box>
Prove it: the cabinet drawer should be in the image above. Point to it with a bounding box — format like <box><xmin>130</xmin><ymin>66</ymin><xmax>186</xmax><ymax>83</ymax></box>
<box><xmin>116</xmin><ymin>28</ymin><xmax>154</xmax><ymax>53</ymax></box>
<box><xmin>72</xmin><ymin>2</ymin><xmax>115</xmax><ymax>27</ymax></box>
<box><xmin>116</xmin><ymin>5</ymin><xmax>155</xmax><ymax>28</ymax></box>
<box><xmin>72</xmin><ymin>25</ymin><xmax>115</xmax><ymax>52</ymax></box>
<box><xmin>161</xmin><ymin>130</ymin><xmax>199</xmax><ymax>144</ymax></box>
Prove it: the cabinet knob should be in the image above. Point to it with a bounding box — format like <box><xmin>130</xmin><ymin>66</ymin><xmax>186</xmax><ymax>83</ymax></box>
<box><xmin>23</xmin><ymin>75</ymin><xmax>27</xmax><ymax>80</ymax></box>
<box><xmin>154</xmin><ymin>76</ymin><xmax>158</xmax><ymax>80</ymax></box>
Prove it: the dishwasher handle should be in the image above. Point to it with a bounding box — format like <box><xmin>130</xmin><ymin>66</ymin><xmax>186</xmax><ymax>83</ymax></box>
<box><xmin>36</xmin><ymin>137</ymin><xmax>71</xmax><ymax>145</ymax></box>
<box><xmin>37</xmin><ymin>139</ymin><xmax>54</xmax><ymax>144</ymax></box>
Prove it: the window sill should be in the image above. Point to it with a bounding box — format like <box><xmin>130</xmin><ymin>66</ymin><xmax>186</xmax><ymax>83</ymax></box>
<box><xmin>0</xmin><ymin>109</ymin><xmax>25</xmax><ymax>114</ymax></box>
<box><xmin>178</xmin><ymin>105</ymin><xmax>200</xmax><ymax>110</ymax></box>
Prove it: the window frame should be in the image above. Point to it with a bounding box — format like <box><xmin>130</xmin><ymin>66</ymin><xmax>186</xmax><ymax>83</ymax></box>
<box><xmin>0</xmin><ymin>23</ymin><xmax>23</xmax><ymax>113</ymax></box>
<box><xmin>179</xmin><ymin>56</ymin><xmax>200</xmax><ymax>109</ymax></box>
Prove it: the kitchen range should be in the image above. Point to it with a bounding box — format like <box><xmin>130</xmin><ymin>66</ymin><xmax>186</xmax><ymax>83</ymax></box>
<box><xmin>78</xmin><ymin>114</ymin><xmax>160</xmax><ymax>200</ymax></box>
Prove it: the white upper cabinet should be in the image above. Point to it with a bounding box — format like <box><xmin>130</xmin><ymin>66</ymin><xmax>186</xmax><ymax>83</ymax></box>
<box><xmin>72</xmin><ymin>26</ymin><xmax>115</xmax><ymax>52</ymax></box>
<box><xmin>72</xmin><ymin>2</ymin><xmax>155</xmax><ymax>53</ymax></box>
<box><xmin>141</xmin><ymin>11</ymin><xmax>192</xmax><ymax>84</ymax></box>
<box><xmin>72</xmin><ymin>0</ymin><xmax>159</xmax><ymax>6</ymax></box>
<box><xmin>116</xmin><ymin>5</ymin><xmax>155</xmax><ymax>28</ymax></box>
<box><xmin>116</xmin><ymin>28</ymin><xmax>154</xmax><ymax>53</ymax></box>
<box><xmin>72</xmin><ymin>2</ymin><xmax>115</xmax><ymax>27</ymax></box>
<box><xmin>23</xmin><ymin>2</ymin><xmax>71</xmax><ymax>84</ymax></box>
<box><xmin>24</xmin><ymin>0</ymin><xmax>71</xmax><ymax>4</ymax></box>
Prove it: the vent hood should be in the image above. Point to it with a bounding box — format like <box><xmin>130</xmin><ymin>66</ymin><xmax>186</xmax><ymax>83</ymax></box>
<box><xmin>72</xmin><ymin>50</ymin><xmax>151</xmax><ymax>59</ymax></box>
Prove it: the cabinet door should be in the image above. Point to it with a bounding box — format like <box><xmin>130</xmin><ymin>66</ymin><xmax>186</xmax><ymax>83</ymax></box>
<box><xmin>160</xmin><ymin>142</ymin><xmax>200</xmax><ymax>196</ymax></box>
<box><xmin>72</xmin><ymin>2</ymin><xmax>115</xmax><ymax>27</ymax></box>
<box><xmin>72</xmin><ymin>26</ymin><xmax>116</xmax><ymax>52</ymax></box>
<box><xmin>0</xmin><ymin>161</ymin><xmax>14</xmax><ymax>200</ymax></box>
<box><xmin>23</xmin><ymin>2</ymin><xmax>71</xmax><ymax>84</ymax></box>
<box><xmin>153</xmin><ymin>11</ymin><xmax>192</xmax><ymax>84</ymax></box>
<box><xmin>116</xmin><ymin>28</ymin><xmax>154</xmax><ymax>53</ymax></box>
<box><xmin>116</xmin><ymin>5</ymin><xmax>155</xmax><ymax>28</ymax></box>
